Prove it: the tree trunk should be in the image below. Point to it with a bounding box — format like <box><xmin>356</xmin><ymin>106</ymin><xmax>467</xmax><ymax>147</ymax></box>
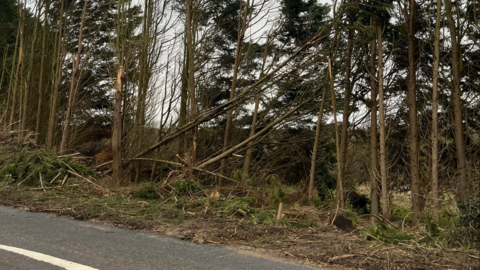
<box><xmin>369</xmin><ymin>20</ymin><xmax>380</xmax><ymax>216</ymax></box>
<box><xmin>308</xmin><ymin>80</ymin><xmax>328</xmax><ymax>204</ymax></box>
<box><xmin>328</xmin><ymin>58</ymin><xmax>343</xmax><ymax>209</ymax></box>
<box><xmin>338</xmin><ymin>32</ymin><xmax>354</xmax><ymax>205</ymax></box>
<box><xmin>47</xmin><ymin>0</ymin><xmax>64</xmax><ymax>149</ymax></box>
<box><xmin>445</xmin><ymin>0</ymin><xmax>468</xmax><ymax>203</ymax></box>
<box><xmin>431</xmin><ymin>0</ymin><xmax>442</xmax><ymax>223</ymax></box>
<box><xmin>59</xmin><ymin>0</ymin><xmax>88</xmax><ymax>154</ymax></box>
<box><xmin>1</xmin><ymin>31</ymin><xmax>17</xmax><ymax>128</ymax></box>
<box><xmin>35</xmin><ymin>0</ymin><xmax>50</xmax><ymax>144</ymax></box>
<box><xmin>377</xmin><ymin>24</ymin><xmax>389</xmax><ymax>219</ymax></box>
<box><xmin>242</xmin><ymin>93</ymin><xmax>260</xmax><ymax>185</ymax></box>
<box><xmin>113</xmin><ymin>66</ymin><xmax>124</xmax><ymax>186</ymax></box>
<box><xmin>126</xmin><ymin>30</ymin><xmax>327</xmax><ymax>162</ymax></box>
<box><xmin>197</xmin><ymin>92</ymin><xmax>320</xmax><ymax>170</ymax></box>
<box><xmin>20</xmin><ymin>4</ymin><xmax>41</xmax><ymax>139</ymax></box>
<box><xmin>9</xmin><ymin>3</ymin><xmax>25</xmax><ymax>131</ymax></box>
<box><xmin>179</xmin><ymin>43</ymin><xmax>188</xmax><ymax>156</ymax></box>
<box><xmin>406</xmin><ymin>0</ymin><xmax>421</xmax><ymax>225</ymax></box>
<box><xmin>219</xmin><ymin>0</ymin><xmax>251</xmax><ymax>188</ymax></box>
<box><xmin>186</xmin><ymin>0</ymin><xmax>197</xmax><ymax>167</ymax></box>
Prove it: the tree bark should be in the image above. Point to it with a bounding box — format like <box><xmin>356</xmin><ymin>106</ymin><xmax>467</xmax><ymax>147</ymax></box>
<box><xmin>328</xmin><ymin>58</ymin><xmax>343</xmax><ymax>209</ymax></box>
<box><xmin>338</xmin><ymin>31</ymin><xmax>354</xmax><ymax>205</ymax></box>
<box><xmin>369</xmin><ymin>20</ymin><xmax>380</xmax><ymax>216</ymax></box>
<box><xmin>219</xmin><ymin>0</ymin><xmax>251</xmax><ymax>188</ymax></box>
<box><xmin>1</xmin><ymin>31</ymin><xmax>17</xmax><ymax>128</ymax></box>
<box><xmin>179</xmin><ymin>42</ymin><xmax>188</xmax><ymax>156</ymax></box>
<box><xmin>35</xmin><ymin>0</ymin><xmax>50</xmax><ymax>144</ymax></box>
<box><xmin>431</xmin><ymin>0</ymin><xmax>442</xmax><ymax>223</ymax></box>
<box><xmin>377</xmin><ymin>24</ymin><xmax>389</xmax><ymax>219</ymax></box>
<box><xmin>47</xmin><ymin>0</ymin><xmax>64</xmax><ymax>149</ymax></box>
<box><xmin>113</xmin><ymin>66</ymin><xmax>124</xmax><ymax>186</ymax></box>
<box><xmin>197</xmin><ymin>91</ymin><xmax>320</xmax><ymax>170</ymax></box>
<box><xmin>120</xmin><ymin>30</ymin><xmax>327</xmax><ymax>163</ymax></box>
<box><xmin>9</xmin><ymin>3</ymin><xmax>25</xmax><ymax>131</ymax></box>
<box><xmin>59</xmin><ymin>0</ymin><xmax>88</xmax><ymax>154</ymax></box>
<box><xmin>20</xmin><ymin>4</ymin><xmax>41</xmax><ymax>139</ymax></box>
<box><xmin>308</xmin><ymin>80</ymin><xmax>328</xmax><ymax>204</ymax></box>
<box><xmin>445</xmin><ymin>0</ymin><xmax>468</xmax><ymax>203</ymax></box>
<box><xmin>406</xmin><ymin>0</ymin><xmax>421</xmax><ymax>225</ymax></box>
<box><xmin>186</xmin><ymin>0</ymin><xmax>197</xmax><ymax>167</ymax></box>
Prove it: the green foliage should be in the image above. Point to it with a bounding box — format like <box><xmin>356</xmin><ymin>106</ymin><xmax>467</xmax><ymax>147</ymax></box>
<box><xmin>133</xmin><ymin>183</ymin><xmax>160</xmax><ymax>200</ymax></box>
<box><xmin>217</xmin><ymin>196</ymin><xmax>255</xmax><ymax>215</ymax></box>
<box><xmin>390</xmin><ymin>205</ymin><xmax>412</xmax><ymax>223</ymax></box>
<box><xmin>0</xmin><ymin>148</ymin><xmax>97</xmax><ymax>187</ymax></box>
<box><xmin>438</xmin><ymin>209</ymin><xmax>459</xmax><ymax>227</ymax></box>
<box><xmin>343</xmin><ymin>211</ymin><xmax>358</xmax><ymax>223</ymax></box>
<box><xmin>170</xmin><ymin>180</ymin><xmax>202</xmax><ymax>196</ymax></box>
<box><xmin>279</xmin><ymin>0</ymin><xmax>329</xmax><ymax>45</ymax></box>
<box><xmin>365</xmin><ymin>223</ymin><xmax>413</xmax><ymax>244</ymax></box>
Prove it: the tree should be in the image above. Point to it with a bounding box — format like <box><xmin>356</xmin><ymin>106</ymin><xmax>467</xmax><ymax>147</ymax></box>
<box><xmin>34</xmin><ymin>0</ymin><xmax>50</xmax><ymax>144</ymax></box>
<box><xmin>445</xmin><ymin>0</ymin><xmax>468</xmax><ymax>203</ymax></box>
<box><xmin>377</xmin><ymin>21</ymin><xmax>389</xmax><ymax>219</ymax></box>
<box><xmin>59</xmin><ymin>0</ymin><xmax>89</xmax><ymax>154</ymax></box>
<box><xmin>431</xmin><ymin>0</ymin><xmax>442</xmax><ymax>223</ymax></box>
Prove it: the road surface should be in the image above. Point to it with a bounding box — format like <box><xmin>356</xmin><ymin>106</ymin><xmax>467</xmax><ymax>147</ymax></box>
<box><xmin>0</xmin><ymin>206</ymin><xmax>324</xmax><ymax>270</ymax></box>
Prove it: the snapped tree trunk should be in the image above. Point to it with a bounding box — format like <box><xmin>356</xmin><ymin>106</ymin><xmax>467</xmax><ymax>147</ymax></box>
<box><xmin>113</xmin><ymin>66</ymin><xmax>124</xmax><ymax>186</ymax></box>
<box><xmin>445</xmin><ymin>0</ymin><xmax>468</xmax><ymax>203</ymax></box>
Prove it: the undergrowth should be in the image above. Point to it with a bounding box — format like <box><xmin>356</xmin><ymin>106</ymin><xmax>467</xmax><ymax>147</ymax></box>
<box><xmin>0</xmin><ymin>146</ymin><xmax>97</xmax><ymax>187</ymax></box>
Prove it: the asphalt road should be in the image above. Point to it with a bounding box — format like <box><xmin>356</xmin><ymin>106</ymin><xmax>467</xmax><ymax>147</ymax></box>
<box><xmin>0</xmin><ymin>206</ymin><xmax>324</xmax><ymax>270</ymax></box>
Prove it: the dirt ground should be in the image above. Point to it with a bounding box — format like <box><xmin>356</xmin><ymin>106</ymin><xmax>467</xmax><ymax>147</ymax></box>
<box><xmin>0</xmin><ymin>186</ymin><xmax>478</xmax><ymax>270</ymax></box>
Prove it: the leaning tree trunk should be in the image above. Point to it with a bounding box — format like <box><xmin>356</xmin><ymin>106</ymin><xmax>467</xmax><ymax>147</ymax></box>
<box><xmin>59</xmin><ymin>0</ymin><xmax>88</xmax><ymax>154</ymax></box>
<box><xmin>445</xmin><ymin>0</ymin><xmax>468</xmax><ymax>203</ymax></box>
